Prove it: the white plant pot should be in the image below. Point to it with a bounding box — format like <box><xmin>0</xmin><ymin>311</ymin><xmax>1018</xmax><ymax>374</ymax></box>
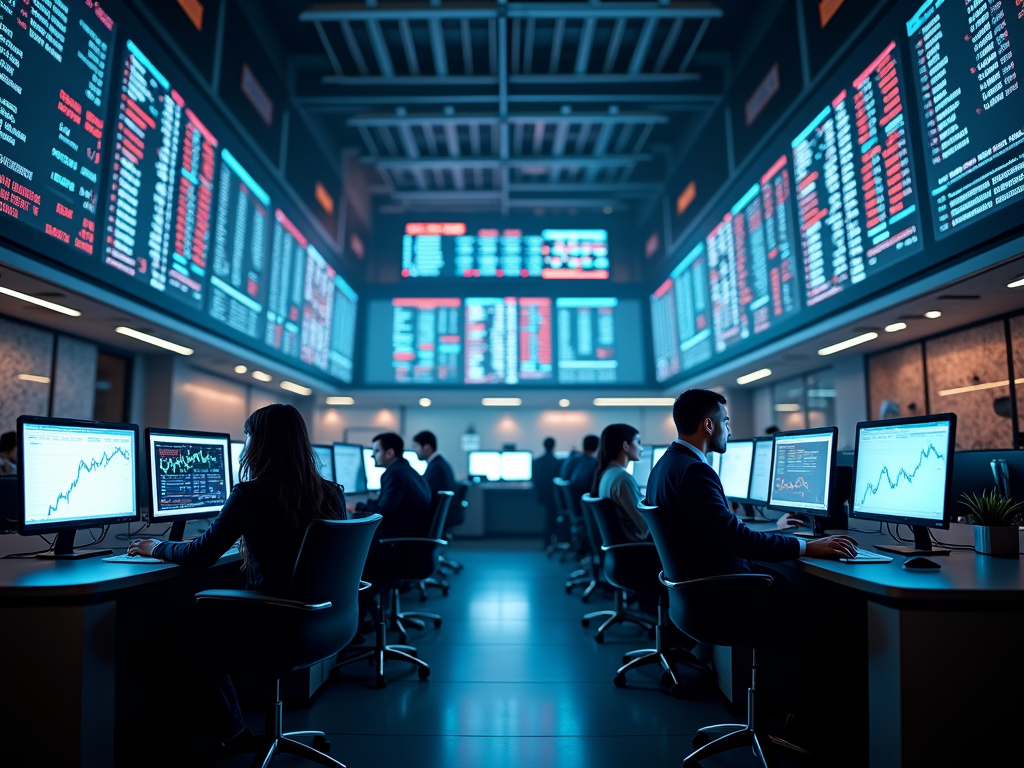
<box><xmin>973</xmin><ymin>525</ymin><xmax>1019</xmax><ymax>557</ymax></box>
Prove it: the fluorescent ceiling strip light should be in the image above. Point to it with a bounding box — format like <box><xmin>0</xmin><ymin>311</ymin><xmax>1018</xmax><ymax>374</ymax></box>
<box><xmin>593</xmin><ymin>397</ymin><xmax>676</xmax><ymax>406</ymax></box>
<box><xmin>938</xmin><ymin>378</ymin><xmax>1024</xmax><ymax>397</ymax></box>
<box><xmin>884</xmin><ymin>322</ymin><xmax>907</xmax><ymax>332</ymax></box>
<box><xmin>115</xmin><ymin>326</ymin><xmax>193</xmax><ymax>355</ymax></box>
<box><xmin>17</xmin><ymin>374</ymin><xmax>50</xmax><ymax>383</ymax></box>
<box><xmin>736</xmin><ymin>368</ymin><xmax>772</xmax><ymax>385</ymax></box>
<box><xmin>280</xmin><ymin>381</ymin><xmax>312</xmax><ymax>396</ymax></box>
<box><xmin>774</xmin><ymin>403</ymin><xmax>801</xmax><ymax>412</ymax></box>
<box><xmin>817</xmin><ymin>332</ymin><xmax>878</xmax><ymax>356</ymax></box>
<box><xmin>482</xmin><ymin>397</ymin><xmax>522</xmax><ymax>406</ymax></box>
<box><xmin>326</xmin><ymin>396</ymin><xmax>355</xmax><ymax>405</ymax></box>
<box><xmin>1007</xmin><ymin>276</ymin><xmax>1024</xmax><ymax>288</ymax></box>
<box><xmin>251</xmin><ymin>371</ymin><xmax>273</xmax><ymax>382</ymax></box>
<box><xmin>0</xmin><ymin>285</ymin><xmax>81</xmax><ymax>316</ymax></box>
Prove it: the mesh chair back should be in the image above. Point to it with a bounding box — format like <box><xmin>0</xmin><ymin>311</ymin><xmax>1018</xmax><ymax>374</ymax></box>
<box><xmin>447</xmin><ymin>481</ymin><xmax>470</xmax><ymax>527</ymax></box>
<box><xmin>552</xmin><ymin>477</ymin><xmax>573</xmax><ymax>521</ymax></box>
<box><xmin>638</xmin><ymin>502</ymin><xmax>690</xmax><ymax>582</ymax></box>
<box><xmin>582</xmin><ymin>494</ymin><xmax>630</xmax><ymax>547</ymax></box>
<box><xmin>660</xmin><ymin>573</ymin><xmax>774</xmax><ymax>647</ymax></box>
<box><xmin>426</xmin><ymin>490</ymin><xmax>455</xmax><ymax>539</ymax></box>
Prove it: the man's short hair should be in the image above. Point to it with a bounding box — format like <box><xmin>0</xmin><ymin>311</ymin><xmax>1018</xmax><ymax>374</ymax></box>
<box><xmin>672</xmin><ymin>389</ymin><xmax>727</xmax><ymax>435</ymax></box>
<box><xmin>412</xmin><ymin>430</ymin><xmax>437</xmax><ymax>450</ymax></box>
<box><xmin>582</xmin><ymin>434</ymin><xmax>599</xmax><ymax>452</ymax></box>
<box><xmin>543</xmin><ymin>436</ymin><xmax>556</xmax><ymax>452</ymax></box>
<box><xmin>372</xmin><ymin>432</ymin><xmax>404</xmax><ymax>456</ymax></box>
<box><xmin>0</xmin><ymin>431</ymin><xmax>15</xmax><ymax>453</ymax></box>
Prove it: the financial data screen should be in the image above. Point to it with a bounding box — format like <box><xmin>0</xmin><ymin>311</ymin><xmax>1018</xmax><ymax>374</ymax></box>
<box><xmin>500</xmin><ymin>451</ymin><xmax>533</xmax><ymax>482</ymax></box>
<box><xmin>22</xmin><ymin>422</ymin><xmax>136</xmax><ymax>527</ymax></box>
<box><xmin>148</xmin><ymin>432</ymin><xmax>230</xmax><ymax>517</ymax></box>
<box><xmin>0</xmin><ymin>0</ymin><xmax>114</xmax><ymax>258</ymax></box>
<box><xmin>468</xmin><ymin>451</ymin><xmax>501</xmax><ymax>481</ymax></box>
<box><xmin>907</xmin><ymin>0</ymin><xmax>1024</xmax><ymax>237</ymax></box>
<box><xmin>312</xmin><ymin>445</ymin><xmax>334</xmax><ymax>482</ymax></box>
<box><xmin>332</xmin><ymin>444</ymin><xmax>365</xmax><ymax>493</ymax></box>
<box><xmin>852</xmin><ymin>419</ymin><xmax>951</xmax><ymax>523</ymax></box>
<box><xmin>366</xmin><ymin>298</ymin><xmax>463</xmax><ymax>384</ymax></box>
<box><xmin>650</xmin><ymin>243</ymin><xmax>714</xmax><ymax>382</ymax></box>
<box><xmin>748</xmin><ymin>439</ymin><xmax>774</xmax><ymax>503</ymax></box>
<box><xmin>768</xmin><ymin>430</ymin><xmax>835</xmax><ymax>512</ymax></box>
<box><xmin>791</xmin><ymin>40</ymin><xmax>922</xmax><ymax>307</ymax></box>
<box><xmin>464</xmin><ymin>297</ymin><xmax>553</xmax><ymax>384</ymax></box>
<box><xmin>719</xmin><ymin>440</ymin><xmax>754</xmax><ymax>499</ymax></box>
<box><xmin>555</xmin><ymin>298</ymin><xmax>645</xmax><ymax>385</ymax></box>
<box><xmin>401</xmin><ymin>223</ymin><xmax>610</xmax><ymax>279</ymax></box>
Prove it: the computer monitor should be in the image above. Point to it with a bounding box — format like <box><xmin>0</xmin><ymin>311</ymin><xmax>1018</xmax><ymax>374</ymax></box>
<box><xmin>468</xmin><ymin>450</ymin><xmax>501</xmax><ymax>481</ymax></box>
<box><xmin>767</xmin><ymin>427</ymin><xmax>838</xmax><ymax>519</ymax></box>
<box><xmin>652</xmin><ymin>446</ymin><xmax>669</xmax><ymax>465</ymax></box>
<box><xmin>708</xmin><ymin>450</ymin><xmax>722</xmax><ymax>474</ymax></box>
<box><xmin>628</xmin><ymin>452</ymin><xmax>654</xmax><ymax>492</ymax></box>
<box><xmin>748</xmin><ymin>437</ymin><xmax>774</xmax><ymax>504</ymax></box>
<box><xmin>500</xmin><ymin>451</ymin><xmax>533</xmax><ymax>481</ymax></box>
<box><xmin>851</xmin><ymin>414</ymin><xmax>956</xmax><ymax>555</ymax></box>
<box><xmin>362</xmin><ymin>448</ymin><xmax>386</xmax><ymax>492</ymax></box>
<box><xmin>19</xmin><ymin>416</ymin><xmax>140</xmax><ymax>558</ymax></box>
<box><xmin>332</xmin><ymin>443</ymin><xmax>366</xmax><ymax>493</ymax></box>
<box><xmin>554</xmin><ymin>450</ymin><xmax>570</xmax><ymax>460</ymax></box>
<box><xmin>404</xmin><ymin>450</ymin><xmax>428</xmax><ymax>475</ymax></box>
<box><xmin>146</xmin><ymin>428</ymin><xmax>232</xmax><ymax>541</ymax></box>
<box><xmin>312</xmin><ymin>445</ymin><xmax>335</xmax><ymax>482</ymax></box>
<box><xmin>718</xmin><ymin>439</ymin><xmax>755</xmax><ymax>501</ymax></box>
<box><xmin>230</xmin><ymin>440</ymin><xmax>244</xmax><ymax>484</ymax></box>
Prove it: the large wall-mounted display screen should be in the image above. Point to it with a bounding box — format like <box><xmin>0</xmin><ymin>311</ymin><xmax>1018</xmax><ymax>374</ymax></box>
<box><xmin>0</xmin><ymin>2</ymin><xmax>359</xmax><ymax>387</ymax></box>
<box><xmin>365</xmin><ymin>297</ymin><xmax>643</xmax><ymax>386</ymax></box>
<box><xmin>401</xmin><ymin>222</ymin><xmax>610</xmax><ymax>279</ymax></box>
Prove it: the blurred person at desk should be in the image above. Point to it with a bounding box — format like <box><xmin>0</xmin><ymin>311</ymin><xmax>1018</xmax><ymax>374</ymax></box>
<box><xmin>350</xmin><ymin>432</ymin><xmax>432</xmax><ymax>539</ymax></box>
<box><xmin>593</xmin><ymin>424</ymin><xmax>649</xmax><ymax>542</ymax></box>
<box><xmin>534</xmin><ymin>437</ymin><xmax>563</xmax><ymax>548</ymax></box>
<box><xmin>412</xmin><ymin>429</ymin><xmax>457</xmax><ymax>497</ymax></box>
<box><xmin>0</xmin><ymin>431</ymin><xmax>17</xmax><ymax>475</ymax></box>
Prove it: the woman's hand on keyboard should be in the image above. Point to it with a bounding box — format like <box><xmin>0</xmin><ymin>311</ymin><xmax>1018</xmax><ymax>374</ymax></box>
<box><xmin>805</xmin><ymin>535</ymin><xmax>859</xmax><ymax>560</ymax></box>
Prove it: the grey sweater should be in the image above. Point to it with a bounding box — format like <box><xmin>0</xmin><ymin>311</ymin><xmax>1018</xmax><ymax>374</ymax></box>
<box><xmin>597</xmin><ymin>464</ymin><xmax>650</xmax><ymax>542</ymax></box>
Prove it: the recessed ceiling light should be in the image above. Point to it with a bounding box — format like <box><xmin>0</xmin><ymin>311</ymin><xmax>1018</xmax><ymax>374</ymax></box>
<box><xmin>280</xmin><ymin>381</ymin><xmax>312</xmax><ymax>396</ymax></box>
<box><xmin>251</xmin><ymin>370</ymin><xmax>272</xmax><ymax>382</ymax></box>
<box><xmin>326</xmin><ymin>396</ymin><xmax>355</xmax><ymax>405</ymax></box>
<box><xmin>559</xmin><ymin>398</ymin><xmax>570</xmax><ymax>407</ymax></box>
<box><xmin>234</xmin><ymin>364</ymin><xmax>248</xmax><ymax>374</ymax></box>
<box><xmin>817</xmin><ymin>331</ymin><xmax>879</xmax><ymax>356</ymax></box>
<box><xmin>1008</xmin><ymin>276</ymin><xmax>1024</xmax><ymax>289</ymax></box>
<box><xmin>736</xmin><ymin>368</ymin><xmax>772</xmax><ymax>385</ymax></box>
<box><xmin>17</xmin><ymin>374</ymin><xmax>50</xmax><ymax>384</ymax></box>
<box><xmin>774</xmin><ymin>403</ymin><xmax>801</xmax><ymax>412</ymax></box>
<box><xmin>924</xmin><ymin>310</ymin><xmax>942</xmax><ymax>319</ymax></box>
<box><xmin>482</xmin><ymin>397</ymin><xmax>522</xmax><ymax>406</ymax></box>
<box><xmin>593</xmin><ymin>397</ymin><xmax>676</xmax><ymax>406</ymax></box>
<box><xmin>884</xmin><ymin>322</ymin><xmax>907</xmax><ymax>333</ymax></box>
<box><xmin>0</xmin><ymin>285</ymin><xmax>81</xmax><ymax>316</ymax></box>
<box><xmin>419</xmin><ymin>397</ymin><xmax>432</xmax><ymax>407</ymax></box>
<box><xmin>115</xmin><ymin>326</ymin><xmax>193</xmax><ymax>355</ymax></box>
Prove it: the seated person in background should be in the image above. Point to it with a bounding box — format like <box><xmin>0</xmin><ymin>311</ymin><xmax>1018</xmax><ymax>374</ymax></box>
<box><xmin>645</xmin><ymin>388</ymin><xmax>857</xmax><ymax>580</ymax></box>
<box><xmin>567</xmin><ymin>434</ymin><xmax>600</xmax><ymax>501</ymax></box>
<box><xmin>0</xmin><ymin>431</ymin><xmax>17</xmax><ymax>475</ymax></box>
<box><xmin>412</xmin><ymin>429</ymin><xmax>457</xmax><ymax>497</ymax></box>
<box><xmin>533</xmin><ymin>437</ymin><xmax>562</xmax><ymax>547</ymax></box>
<box><xmin>592</xmin><ymin>424</ymin><xmax>649</xmax><ymax>542</ymax></box>
<box><xmin>351</xmin><ymin>432</ymin><xmax>432</xmax><ymax>539</ymax></box>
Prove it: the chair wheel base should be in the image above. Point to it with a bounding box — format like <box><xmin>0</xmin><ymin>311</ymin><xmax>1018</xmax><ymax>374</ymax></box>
<box><xmin>581</xmin><ymin>618</ymin><xmax>590</xmax><ymax>628</ymax></box>
<box><xmin>692</xmin><ymin>732</ymin><xmax>710</xmax><ymax>749</ymax></box>
<box><xmin>613</xmin><ymin>673</ymin><xmax>626</xmax><ymax>688</ymax></box>
<box><xmin>594</xmin><ymin>633</ymin><xmax>604</xmax><ymax>644</ymax></box>
<box><xmin>418</xmin><ymin>665</ymin><xmax>431</xmax><ymax>680</ymax></box>
<box><xmin>669</xmin><ymin>684</ymin><xmax>685</xmax><ymax>699</ymax></box>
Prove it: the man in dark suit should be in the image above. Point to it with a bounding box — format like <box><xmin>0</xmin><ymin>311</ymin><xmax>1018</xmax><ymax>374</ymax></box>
<box><xmin>567</xmin><ymin>434</ymin><xmax>599</xmax><ymax>500</ymax></box>
<box><xmin>412</xmin><ymin>430</ymin><xmax>457</xmax><ymax>499</ymax></box>
<box><xmin>646</xmin><ymin>389</ymin><xmax>857</xmax><ymax>580</ymax></box>
<box><xmin>533</xmin><ymin>437</ymin><xmax>562</xmax><ymax>547</ymax></box>
<box><xmin>352</xmin><ymin>432</ymin><xmax>432</xmax><ymax>539</ymax></box>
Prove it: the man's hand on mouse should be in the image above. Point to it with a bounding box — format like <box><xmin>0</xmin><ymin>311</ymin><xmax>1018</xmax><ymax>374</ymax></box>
<box><xmin>804</xmin><ymin>535</ymin><xmax>859</xmax><ymax>560</ymax></box>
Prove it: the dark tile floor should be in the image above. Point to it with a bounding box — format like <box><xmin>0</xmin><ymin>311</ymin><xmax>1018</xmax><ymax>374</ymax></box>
<box><xmin>221</xmin><ymin>540</ymin><xmax>806</xmax><ymax>768</ymax></box>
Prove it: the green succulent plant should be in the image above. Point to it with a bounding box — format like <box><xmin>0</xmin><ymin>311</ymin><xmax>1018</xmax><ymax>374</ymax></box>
<box><xmin>960</xmin><ymin>489</ymin><xmax>1023</xmax><ymax>527</ymax></box>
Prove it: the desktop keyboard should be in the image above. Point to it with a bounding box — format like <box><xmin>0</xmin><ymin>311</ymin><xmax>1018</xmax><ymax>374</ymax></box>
<box><xmin>839</xmin><ymin>548</ymin><xmax>893</xmax><ymax>564</ymax></box>
<box><xmin>103</xmin><ymin>554</ymin><xmax>164</xmax><ymax>564</ymax></box>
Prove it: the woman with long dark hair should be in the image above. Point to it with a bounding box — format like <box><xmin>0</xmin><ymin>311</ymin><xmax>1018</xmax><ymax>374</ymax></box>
<box><xmin>591</xmin><ymin>423</ymin><xmax>649</xmax><ymax>542</ymax></box>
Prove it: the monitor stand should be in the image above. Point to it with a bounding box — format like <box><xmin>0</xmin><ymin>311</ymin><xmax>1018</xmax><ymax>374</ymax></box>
<box><xmin>36</xmin><ymin>528</ymin><xmax>113</xmax><ymax>559</ymax></box>
<box><xmin>168</xmin><ymin>520</ymin><xmax>187</xmax><ymax>542</ymax></box>
<box><xmin>874</xmin><ymin>525</ymin><xmax>951</xmax><ymax>557</ymax></box>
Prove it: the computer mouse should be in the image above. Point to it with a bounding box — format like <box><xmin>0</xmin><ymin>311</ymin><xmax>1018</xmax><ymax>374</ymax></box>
<box><xmin>903</xmin><ymin>557</ymin><xmax>941</xmax><ymax>570</ymax></box>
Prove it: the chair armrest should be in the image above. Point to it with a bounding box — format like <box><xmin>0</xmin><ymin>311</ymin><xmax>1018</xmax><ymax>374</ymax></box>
<box><xmin>359</xmin><ymin>580</ymin><xmax>372</xmax><ymax>592</ymax></box>
<box><xmin>601</xmin><ymin>542</ymin><xmax>658</xmax><ymax>553</ymax></box>
<box><xmin>378</xmin><ymin>537</ymin><xmax>449</xmax><ymax>546</ymax></box>
<box><xmin>195</xmin><ymin>589</ymin><xmax>332</xmax><ymax>611</ymax></box>
<box><xmin>658</xmin><ymin>572</ymin><xmax>773</xmax><ymax>590</ymax></box>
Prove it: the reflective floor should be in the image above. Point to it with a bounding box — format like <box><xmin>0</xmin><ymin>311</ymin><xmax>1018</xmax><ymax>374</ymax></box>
<box><xmin>223</xmin><ymin>540</ymin><xmax>801</xmax><ymax>768</ymax></box>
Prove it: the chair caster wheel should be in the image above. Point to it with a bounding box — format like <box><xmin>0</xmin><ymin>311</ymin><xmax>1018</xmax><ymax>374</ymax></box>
<box><xmin>581</xmin><ymin>593</ymin><xmax>590</xmax><ymax>604</ymax></box>
<box><xmin>691</xmin><ymin>732</ymin><xmax>710</xmax><ymax>748</ymax></box>
<box><xmin>565</xmin><ymin>585</ymin><xmax>573</xmax><ymax>594</ymax></box>
<box><xmin>581</xmin><ymin>618</ymin><xmax>590</xmax><ymax>628</ymax></box>
<box><xmin>375</xmin><ymin>676</ymin><xmax>387</xmax><ymax>689</ymax></box>
<box><xmin>669</xmin><ymin>684</ymin><xmax>685</xmax><ymax>700</ymax></box>
<box><xmin>418</xmin><ymin>665</ymin><xmax>430</xmax><ymax>680</ymax></box>
<box><xmin>442</xmin><ymin>587</ymin><xmax>449</xmax><ymax>597</ymax></box>
<box><xmin>313</xmin><ymin>735</ymin><xmax>331</xmax><ymax>753</ymax></box>
<box><xmin>660</xmin><ymin>671</ymin><xmax>673</xmax><ymax>688</ymax></box>
<box><xmin>594</xmin><ymin>633</ymin><xmax>604</xmax><ymax>644</ymax></box>
<box><xmin>420</xmin><ymin>594</ymin><xmax>428</xmax><ymax>603</ymax></box>
<box><xmin>613</xmin><ymin>673</ymin><xmax>626</xmax><ymax>688</ymax></box>
<box><xmin>433</xmin><ymin>618</ymin><xmax>442</xmax><ymax>628</ymax></box>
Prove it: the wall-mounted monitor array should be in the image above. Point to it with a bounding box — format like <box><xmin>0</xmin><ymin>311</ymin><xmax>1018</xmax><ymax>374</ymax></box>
<box><xmin>651</xmin><ymin>0</ymin><xmax>1024</xmax><ymax>385</ymax></box>
<box><xmin>364</xmin><ymin>297</ymin><xmax>644</xmax><ymax>386</ymax></box>
<box><xmin>0</xmin><ymin>1</ymin><xmax>357</xmax><ymax>385</ymax></box>
<box><xmin>401</xmin><ymin>222</ymin><xmax>610</xmax><ymax>279</ymax></box>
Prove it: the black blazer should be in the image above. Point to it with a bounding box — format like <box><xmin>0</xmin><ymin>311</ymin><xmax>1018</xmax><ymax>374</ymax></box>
<box><xmin>532</xmin><ymin>452</ymin><xmax>562</xmax><ymax>504</ymax></box>
<box><xmin>568</xmin><ymin>453</ymin><xmax>597</xmax><ymax>499</ymax></box>
<box><xmin>423</xmin><ymin>453</ymin><xmax>457</xmax><ymax>498</ymax></box>
<box><xmin>359</xmin><ymin>457</ymin><xmax>432</xmax><ymax>539</ymax></box>
<box><xmin>645</xmin><ymin>442</ymin><xmax>799</xmax><ymax>579</ymax></box>
<box><xmin>154</xmin><ymin>477</ymin><xmax>347</xmax><ymax>595</ymax></box>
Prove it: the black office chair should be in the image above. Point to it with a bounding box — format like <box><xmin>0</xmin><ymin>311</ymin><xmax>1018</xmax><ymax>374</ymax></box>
<box><xmin>440</xmin><ymin>481</ymin><xmax>470</xmax><ymax>574</ymax></box>
<box><xmin>550</xmin><ymin>476</ymin><xmax>578</xmax><ymax>563</ymax></box>
<box><xmin>641</xmin><ymin>503</ymin><xmax>810</xmax><ymax>767</ymax></box>
<box><xmin>334</xmin><ymin>523</ymin><xmax>449</xmax><ymax>688</ymax></box>
<box><xmin>410</xmin><ymin>491</ymin><xmax>454</xmax><ymax>604</ymax></box>
<box><xmin>194</xmin><ymin>514</ymin><xmax>381</xmax><ymax>768</ymax></box>
<box><xmin>557</xmin><ymin>478</ymin><xmax>597</xmax><ymax>594</ymax></box>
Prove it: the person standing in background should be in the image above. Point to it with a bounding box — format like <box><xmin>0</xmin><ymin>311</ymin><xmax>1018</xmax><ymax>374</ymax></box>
<box><xmin>568</xmin><ymin>434</ymin><xmax>600</xmax><ymax>502</ymax></box>
<box><xmin>0</xmin><ymin>432</ymin><xmax>17</xmax><ymax>475</ymax></box>
<box><xmin>533</xmin><ymin>437</ymin><xmax>562</xmax><ymax>548</ymax></box>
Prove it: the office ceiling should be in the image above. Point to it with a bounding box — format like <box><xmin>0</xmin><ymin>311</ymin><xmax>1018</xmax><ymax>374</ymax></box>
<box><xmin>266</xmin><ymin>1</ymin><xmax>767</xmax><ymax>214</ymax></box>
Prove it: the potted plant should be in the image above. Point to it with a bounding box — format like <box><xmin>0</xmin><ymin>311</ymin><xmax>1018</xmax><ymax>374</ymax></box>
<box><xmin>961</xmin><ymin>490</ymin><xmax>1022</xmax><ymax>558</ymax></box>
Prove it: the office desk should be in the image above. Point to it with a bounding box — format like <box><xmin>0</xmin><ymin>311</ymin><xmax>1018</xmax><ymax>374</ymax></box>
<box><xmin>750</xmin><ymin>525</ymin><xmax>1024</xmax><ymax>768</ymax></box>
<box><xmin>0</xmin><ymin>550</ymin><xmax>242</xmax><ymax>768</ymax></box>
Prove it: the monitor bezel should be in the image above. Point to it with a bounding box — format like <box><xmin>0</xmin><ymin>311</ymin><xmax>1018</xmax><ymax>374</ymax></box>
<box><xmin>850</xmin><ymin>413</ymin><xmax>957</xmax><ymax>531</ymax></box>
<box><xmin>19</xmin><ymin>416</ymin><xmax>142</xmax><ymax>535</ymax></box>
<box><xmin>145</xmin><ymin>427</ymin><xmax>233</xmax><ymax>524</ymax></box>
<box><xmin>766</xmin><ymin>426</ymin><xmax>839</xmax><ymax>517</ymax></box>
<box><xmin>746</xmin><ymin>436</ymin><xmax>775</xmax><ymax>505</ymax></box>
<box><xmin>718</xmin><ymin>438</ymin><xmax>756</xmax><ymax>503</ymax></box>
<box><xmin>311</xmin><ymin>444</ymin><xmax>336</xmax><ymax>482</ymax></box>
<box><xmin>331</xmin><ymin>443</ymin><xmax>367</xmax><ymax>494</ymax></box>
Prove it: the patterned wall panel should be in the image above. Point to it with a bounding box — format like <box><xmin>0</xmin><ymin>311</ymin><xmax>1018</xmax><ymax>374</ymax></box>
<box><xmin>51</xmin><ymin>336</ymin><xmax>98</xmax><ymax>420</ymax></box>
<box><xmin>0</xmin><ymin>317</ymin><xmax>54</xmax><ymax>433</ymax></box>
<box><xmin>925</xmin><ymin>322</ymin><xmax>1013</xmax><ymax>450</ymax></box>
<box><xmin>1011</xmin><ymin>316</ymin><xmax>1024</xmax><ymax>446</ymax></box>
<box><xmin>868</xmin><ymin>343</ymin><xmax>927</xmax><ymax>422</ymax></box>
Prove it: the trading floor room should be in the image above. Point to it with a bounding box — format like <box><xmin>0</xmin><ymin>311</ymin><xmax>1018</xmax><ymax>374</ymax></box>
<box><xmin>1</xmin><ymin>0</ymin><xmax>1024</xmax><ymax>766</ymax></box>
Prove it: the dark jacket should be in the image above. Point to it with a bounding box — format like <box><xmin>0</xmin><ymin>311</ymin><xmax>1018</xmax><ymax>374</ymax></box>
<box><xmin>568</xmin><ymin>453</ymin><xmax>598</xmax><ymax>500</ymax></box>
<box><xmin>559</xmin><ymin>451</ymin><xmax>581</xmax><ymax>480</ymax></box>
<box><xmin>358</xmin><ymin>457</ymin><xmax>432</xmax><ymax>539</ymax></box>
<box><xmin>533</xmin><ymin>451</ymin><xmax>562</xmax><ymax>505</ymax></box>
<box><xmin>153</xmin><ymin>477</ymin><xmax>347</xmax><ymax>595</ymax></box>
<box><xmin>423</xmin><ymin>453</ymin><xmax>457</xmax><ymax>498</ymax></box>
<box><xmin>644</xmin><ymin>442</ymin><xmax>799</xmax><ymax>579</ymax></box>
